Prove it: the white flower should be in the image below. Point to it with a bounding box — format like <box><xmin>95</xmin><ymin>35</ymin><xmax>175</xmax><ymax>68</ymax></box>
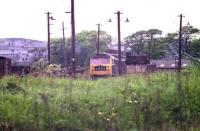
<box><xmin>98</xmin><ymin>112</ymin><xmax>102</xmax><ymax>115</ymax></box>
<box><xmin>112</xmin><ymin>112</ymin><xmax>116</xmax><ymax>117</ymax></box>
<box><xmin>128</xmin><ymin>100</ymin><xmax>132</xmax><ymax>103</ymax></box>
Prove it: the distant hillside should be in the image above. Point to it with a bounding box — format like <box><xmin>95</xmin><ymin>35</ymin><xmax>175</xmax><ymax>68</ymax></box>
<box><xmin>0</xmin><ymin>38</ymin><xmax>47</xmax><ymax>65</ymax></box>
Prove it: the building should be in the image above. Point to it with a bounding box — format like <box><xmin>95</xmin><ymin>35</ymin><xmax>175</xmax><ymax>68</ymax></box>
<box><xmin>0</xmin><ymin>38</ymin><xmax>47</xmax><ymax>66</ymax></box>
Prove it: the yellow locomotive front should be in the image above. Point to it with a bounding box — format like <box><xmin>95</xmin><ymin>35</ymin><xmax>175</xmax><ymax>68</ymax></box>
<box><xmin>90</xmin><ymin>53</ymin><xmax>116</xmax><ymax>77</ymax></box>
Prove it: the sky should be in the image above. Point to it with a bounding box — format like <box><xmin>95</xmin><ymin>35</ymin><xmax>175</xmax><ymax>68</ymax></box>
<box><xmin>0</xmin><ymin>0</ymin><xmax>200</xmax><ymax>41</ymax></box>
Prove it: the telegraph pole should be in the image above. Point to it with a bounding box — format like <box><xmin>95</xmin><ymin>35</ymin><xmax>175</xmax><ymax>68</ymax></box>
<box><xmin>62</xmin><ymin>22</ymin><xmax>67</xmax><ymax>67</ymax></box>
<box><xmin>178</xmin><ymin>14</ymin><xmax>183</xmax><ymax>71</ymax></box>
<box><xmin>46</xmin><ymin>12</ymin><xmax>55</xmax><ymax>65</ymax></box>
<box><xmin>96</xmin><ymin>23</ymin><xmax>101</xmax><ymax>54</ymax></box>
<box><xmin>47</xmin><ymin>12</ymin><xmax>51</xmax><ymax>64</ymax></box>
<box><xmin>71</xmin><ymin>0</ymin><xmax>76</xmax><ymax>78</ymax></box>
<box><xmin>109</xmin><ymin>11</ymin><xmax>129</xmax><ymax>75</ymax></box>
<box><xmin>116</xmin><ymin>11</ymin><xmax>122</xmax><ymax>75</ymax></box>
<box><xmin>177</xmin><ymin>14</ymin><xmax>186</xmax><ymax>130</ymax></box>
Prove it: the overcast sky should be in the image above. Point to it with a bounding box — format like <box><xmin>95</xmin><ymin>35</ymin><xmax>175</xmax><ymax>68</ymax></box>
<box><xmin>0</xmin><ymin>0</ymin><xmax>199</xmax><ymax>41</ymax></box>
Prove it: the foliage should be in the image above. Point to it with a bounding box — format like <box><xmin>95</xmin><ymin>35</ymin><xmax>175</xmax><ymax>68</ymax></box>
<box><xmin>125</xmin><ymin>25</ymin><xmax>200</xmax><ymax>60</ymax></box>
<box><xmin>31</xmin><ymin>59</ymin><xmax>49</xmax><ymax>72</ymax></box>
<box><xmin>51</xmin><ymin>30</ymin><xmax>111</xmax><ymax>67</ymax></box>
<box><xmin>125</xmin><ymin>29</ymin><xmax>165</xmax><ymax>59</ymax></box>
<box><xmin>182</xmin><ymin>23</ymin><xmax>200</xmax><ymax>40</ymax></box>
<box><xmin>146</xmin><ymin>29</ymin><xmax>162</xmax><ymax>58</ymax></box>
<box><xmin>187</xmin><ymin>38</ymin><xmax>200</xmax><ymax>58</ymax></box>
<box><xmin>148</xmin><ymin>38</ymin><xmax>168</xmax><ymax>59</ymax></box>
<box><xmin>0</xmin><ymin>67</ymin><xmax>200</xmax><ymax>131</ymax></box>
<box><xmin>29</xmin><ymin>48</ymin><xmax>47</xmax><ymax>64</ymax></box>
<box><xmin>125</xmin><ymin>30</ymin><xmax>147</xmax><ymax>54</ymax></box>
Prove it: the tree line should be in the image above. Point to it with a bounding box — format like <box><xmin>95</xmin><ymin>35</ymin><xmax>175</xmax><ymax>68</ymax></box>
<box><xmin>125</xmin><ymin>24</ymin><xmax>200</xmax><ymax>59</ymax></box>
<box><xmin>49</xmin><ymin>24</ymin><xmax>200</xmax><ymax>67</ymax></box>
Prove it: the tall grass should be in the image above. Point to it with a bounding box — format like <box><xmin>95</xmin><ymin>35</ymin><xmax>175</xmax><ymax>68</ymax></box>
<box><xmin>0</xmin><ymin>66</ymin><xmax>200</xmax><ymax>131</ymax></box>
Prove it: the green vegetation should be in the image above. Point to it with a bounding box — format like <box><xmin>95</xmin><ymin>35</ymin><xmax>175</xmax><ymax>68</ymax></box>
<box><xmin>125</xmin><ymin>24</ymin><xmax>200</xmax><ymax>59</ymax></box>
<box><xmin>188</xmin><ymin>38</ymin><xmax>200</xmax><ymax>58</ymax></box>
<box><xmin>51</xmin><ymin>30</ymin><xmax>111</xmax><ymax>67</ymax></box>
<box><xmin>0</xmin><ymin>66</ymin><xmax>200</xmax><ymax>131</ymax></box>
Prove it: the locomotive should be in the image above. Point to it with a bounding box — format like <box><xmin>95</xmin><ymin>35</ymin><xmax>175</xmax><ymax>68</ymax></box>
<box><xmin>89</xmin><ymin>53</ymin><xmax>126</xmax><ymax>77</ymax></box>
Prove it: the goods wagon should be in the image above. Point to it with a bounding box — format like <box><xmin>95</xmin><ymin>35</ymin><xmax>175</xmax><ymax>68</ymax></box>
<box><xmin>125</xmin><ymin>52</ymin><xmax>150</xmax><ymax>65</ymax></box>
<box><xmin>0</xmin><ymin>56</ymin><xmax>11</xmax><ymax>76</ymax></box>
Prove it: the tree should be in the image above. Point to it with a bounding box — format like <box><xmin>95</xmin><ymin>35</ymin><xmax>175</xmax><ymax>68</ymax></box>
<box><xmin>162</xmin><ymin>24</ymin><xmax>200</xmax><ymax>58</ymax></box>
<box><xmin>150</xmin><ymin>38</ymin><xmax>168</xmax><ymax>59</ymax></box>
<box><xmin>125</xmin><ymin>30</ymin><xmax>147</xmax><ymax>54</ymax></box>
<box><xmin>162</xmin><ymin>33</ymin><xmax>179</xmax><ymax>59</ymax></box>
<box><xmin>50</xmin><ymin>38</ymin><xmax>69</xmax><ymax>66</ymax></box>
<box><xmin>182</xmin><ymin>23</ymin><xmax>200</xmax><ymax>53</ymax></box>
<box><xmin>75</xmin><ymin>30</ymin><xmax>111</xmax><ymax>66</ymax></box>
<box><xmin>125</xmin><ymin>29</ymin><xmax>164</xmax><ymax>59</ymax></box>
<box><xmin>146</xmin><ymin>29</ymin><xmax>162</xmax><ymax>58</ymax></box>
<box><xmin>188</xmin><ymin>38</ymin><xmax>200</xmax><ymax>58</ymax></box>
<box><xmin>51</xmin><ymin>30</ymin><xmax>111</xmax><ymax>67</ymax></box>
<box><xmin>125</xmin><ymin>25</ymin><xmax>200</xmax><ymax>60</ymax></box>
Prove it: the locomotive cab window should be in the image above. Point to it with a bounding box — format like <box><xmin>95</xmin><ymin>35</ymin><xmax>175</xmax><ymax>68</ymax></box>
<box><xmin>90</xmin><ymin>58</ymin><xmax>110</xmax><ymax>65</ymax></box>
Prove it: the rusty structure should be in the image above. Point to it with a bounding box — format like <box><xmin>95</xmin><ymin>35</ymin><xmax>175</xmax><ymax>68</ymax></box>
<box><xmin>0</xmin><ymin>56</ymin><xmax>31</xmax><ymax>77</ymax></box>
<box><xmin>0</xmin><ymin>56</ymin><xmax>11</xmax><ymax>76</ymax></box>
<box><xmin>11</xmin><ymin>65</ymin><xmax>30</xmax><ymax>76</ymax></box>
<box><xmin>125</xmin><ymin>52</ymin><xmax>150</xmax><ymax>65</ymax></box>
<box><xmin>125</xmin><ymin>52</ymin><xmax>150</xmax><ymax>73</ymax></box>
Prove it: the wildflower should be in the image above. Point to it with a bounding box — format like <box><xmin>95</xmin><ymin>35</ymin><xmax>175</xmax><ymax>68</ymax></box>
<box><xmin>48</xmin><ymin>64</ymin><xmax>53</xmax><ymax>67</ymax></box>
<box><xmin>112</xmin><ymin>112</ymin><xmax>116</xmax><ymax>117</ymax></box>
<box><xmin>134</xmin><ymin>100</ymin><xmax>138</xmax><ymax>103</ymax></box>
<box><xmin>128</xmin><ymin>100</ymin><xmax>132</xmax><ymax>103</ymax></box>
<box><xmin>98</xmin><ymin>112</ymin><xmax>102</xmax><ymax>115</ymax></box>
<box><xmin>106</xmin><ymin>118</ymin><xmax>110</xmax><ymax>121</ymax></box>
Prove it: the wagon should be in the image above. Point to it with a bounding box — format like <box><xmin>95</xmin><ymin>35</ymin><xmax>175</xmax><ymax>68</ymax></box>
<box><xmin>0</xmin><ymin>56</ymin><xmax>11</xmax><ymax>76</ymax></box>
